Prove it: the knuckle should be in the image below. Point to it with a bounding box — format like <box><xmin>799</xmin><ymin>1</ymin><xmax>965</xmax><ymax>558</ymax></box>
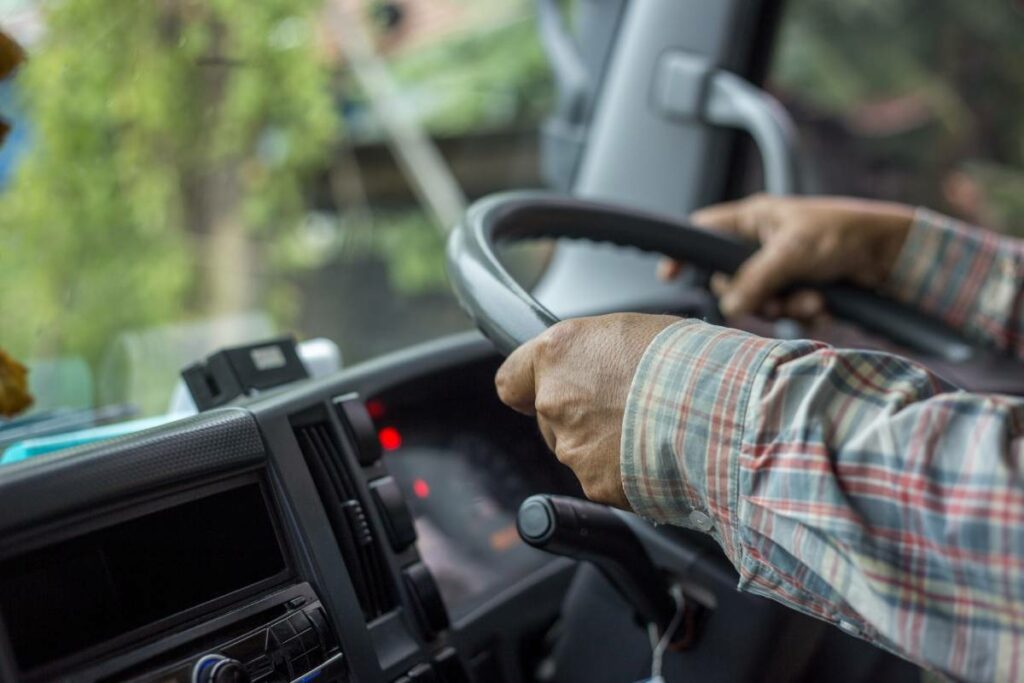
<box><xmin>540</xmin><ymin>320</ymin><xmax>577</xmax><ymax>355</ymax></box>
<box><xmin>493</xmin><ymin>368</ymin><xmax>510</xmax><ymax>395</ymax></box>
<box><xmin>553</xmin><ymin>444</ymin><xmax>575</xmax><ymax>467</ymax></box>
<box><xmin>534</xmin><ymin>390</ymin><xmax>562</xmax><ymax>420</ymax></box>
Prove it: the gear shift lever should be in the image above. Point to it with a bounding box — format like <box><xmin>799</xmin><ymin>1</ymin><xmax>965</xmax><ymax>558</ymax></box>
<box><xmin>517</xmin><ymin>494</ymin><xmax>678</xmax><ymax>637</ymax></box>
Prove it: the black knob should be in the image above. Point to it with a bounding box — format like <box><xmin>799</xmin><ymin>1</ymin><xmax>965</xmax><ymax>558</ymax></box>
<box><xmin>516</xmin><ymin>496</ymin><xmax>554</xmax><ymax>541</ymax></box>
<box><xmin>516</xmin><ymin>494</ymin><xmax>676</xmax><ymax>634</ymax></box>
<box><xmin>193</xmin><ymin>655</ymin><xmax>250</xmax><ymax>683</ymax></box>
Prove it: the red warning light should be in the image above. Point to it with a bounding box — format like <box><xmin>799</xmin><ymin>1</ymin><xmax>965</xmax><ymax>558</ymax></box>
<box><xmin>366</xmin><ymin>399</ymin><xmax>386</xmax><ymax>419</ymax></box>
<box><xmin>378</xmin><ymin>426</ymin><xmax>402</xmax><ymax>451</ymax></box>
<box><xmin>412</xmin><ymin>478</ymin><xmax>431</xmax><ymax>499</ymax></box>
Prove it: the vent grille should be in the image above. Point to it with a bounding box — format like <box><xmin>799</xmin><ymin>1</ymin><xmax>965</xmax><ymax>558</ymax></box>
<box><xmin>293</xmin><ymin>418</ymin><xmax>394</xmax><ymax>620</ymax></box>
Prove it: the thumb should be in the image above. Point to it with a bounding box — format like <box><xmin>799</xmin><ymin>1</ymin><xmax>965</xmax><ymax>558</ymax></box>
<box><xmin>719</xmin><ymin>241</ymin><xmax>802</xmax><ymax>317</ymax></box>
<box><xmin>495</xmin><ymin>339</ymin><xmax>539</xmax><ymax>415</ymax></box>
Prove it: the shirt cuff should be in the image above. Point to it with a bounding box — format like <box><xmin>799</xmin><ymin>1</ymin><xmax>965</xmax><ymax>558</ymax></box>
<box><xmin>620</xmin><ymin>319</ymin><xmax>780</xmax><ymax>559</ymax></box>
<box><xmin>881</xmin><ymin>207</ymin><xmax>1001</xmax><ymax>331</ymax></box>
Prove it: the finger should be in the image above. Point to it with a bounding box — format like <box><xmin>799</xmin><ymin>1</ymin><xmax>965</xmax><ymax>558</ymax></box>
<box><xmin>495</xmin><ymin>340</ymin><xmax>539</xmax><ymax>415</ymax></box>
<box><xmin>657</xmin><ymin>258</ymin><xmax>684</xmax><ymax>281</ymax></box>
<box><xmin>709</xmin><ymin>272</ymin><xmax>732</xmax><ymax>298</ymax></box>
<box><xmin>690</xmin><ymin>199</ymin><xmax>748</xmax><ymax>234</ymax></box>
<box><xmin>690</xmin><ymin>195</ymin><xmax>772</xmax><ymax>242</ymax></box>
<box><xmin>719</xmin><ymin>242</ymin><xmax>802</xmax><ymax>317</ymax></box>
<box><xmin>783</xmin><ymin>289</ymin><xmax>825</xmax><ymax>320</ymax></box>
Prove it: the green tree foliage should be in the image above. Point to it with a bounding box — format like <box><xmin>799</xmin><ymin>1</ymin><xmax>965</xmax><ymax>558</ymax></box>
<box><xmin>0</xmin><ymin>0</ymin><xmax>338</xmax><ymax>369</ymax></box>
<box><xmin>389</xmin><ymin>17</ymin><xmax>552</xmax><ymax>135</ymax></box>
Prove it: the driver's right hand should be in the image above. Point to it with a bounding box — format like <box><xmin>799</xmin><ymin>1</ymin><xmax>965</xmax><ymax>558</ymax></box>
<box><xmin>658</xmin><ymin>194</ymin><xmax>915</xmax><ymax>320</ymax></box>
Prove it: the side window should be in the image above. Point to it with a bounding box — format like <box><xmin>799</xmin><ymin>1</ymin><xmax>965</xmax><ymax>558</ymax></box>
<box><xmin>768</xmin><ymin>0</ymin><xmax>1024</xmax><ymax>234</ymax></box>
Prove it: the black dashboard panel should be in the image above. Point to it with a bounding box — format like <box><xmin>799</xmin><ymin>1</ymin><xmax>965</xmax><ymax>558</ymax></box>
<box><xmin>0</xmin><ymin>481</ymin><xmax>286</xmax><ymax>673</ymax></box>
<box><xmin>0</xmin><ymin>331</ymin><xmax>576</xmax><ymax>683</ymax></box>
<box><xmin>0</xmin><ymin>408</ymin><xmax>264</xmax><ymax>538</ymax></box>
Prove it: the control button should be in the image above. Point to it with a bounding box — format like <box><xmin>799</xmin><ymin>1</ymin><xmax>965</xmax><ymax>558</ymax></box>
<box><xmin>335</xmin><ymin>397</ymin><xmax>382</xmax><ymax>465</ymax></box>
<box><xmin>433</xmin><ymin>647</ymin><xmax>470</xmax><ymax>683</ymax></box>
<box><xmin>283</xmin><ymin>636</ymin><xmax>305</xmax><ymax>661</ymax></box>
<box><xmin>306</xmin><ymin>607</ymin><xmax>338</xmax><ymax>650</ymax></box>
<box><xmin>288</xmin><ymin>611</ymin><xmax>312</xmax><ymax>634</ymax></box>
<box><xmin>393</xmin><ymin>678</ymin><xmax>412</xmax><ymax>683</ymax></box>
<box><xmin>402</xmin><ymin>563</ymin><xmax>450</xmax><ymax>638</ymax></box>
<box><xmin>246</xmin><ymin>654</ymin><xmax>273</xmax><ymax>679</ymax></box>
<box><xmin>287</xmin><ymin>596</ymin><xmax>308</xmax><ymax>609</ymax></box>
<box><xmin>299</xmin><ymin>629</ymin><xmax>319</xmax><ymax>653</ymax></box>
<box><xmin>370</xmin><ymin>476</ymin><xmax>417</xmax><ymax>551</ymax></box>
<box><xmin>407</xmin><ymin>663</ymin><xmax>438</xmax><ymax>682</ymax></box>
<box><xmin>516</xmin><ymin>498</ymin><xmax>553</xmax><ymax>541</ymax></box>
<box><xmin>193</xmin><ymin>655</ymin><xmax>250</xmax><ymax>683</ymax></box>
<box><xmin>270</xmin><ymin>620</ymin><xmax>295</xmax><ymax>645</ymax></box>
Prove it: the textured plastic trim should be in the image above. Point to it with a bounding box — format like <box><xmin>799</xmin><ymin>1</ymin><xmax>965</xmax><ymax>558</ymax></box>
<box><xmin>0</xmin><ymin>407</ymin><xmax>265</xmax><ymax>535</ymax></box>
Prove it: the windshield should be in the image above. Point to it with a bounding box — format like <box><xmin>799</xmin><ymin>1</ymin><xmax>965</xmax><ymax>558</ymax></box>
<box><xmin>0</xmin><ymin>0</ymin><xmax>552</xmax><ymax>436</ymax></box>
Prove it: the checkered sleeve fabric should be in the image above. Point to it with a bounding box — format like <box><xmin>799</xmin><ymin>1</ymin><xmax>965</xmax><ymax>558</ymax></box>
<box><xmin>621</xmin><ymin>319</ymin><xmax>1024</xmax><ymax>682</ymax></box>
<box><xmin>884</xmin><ymin>208</ymin><xmax>1024</xmax><ymax>358</ymax></box>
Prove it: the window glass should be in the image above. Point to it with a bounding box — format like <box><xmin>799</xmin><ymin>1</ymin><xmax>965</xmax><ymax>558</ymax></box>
<box><xmin>769</xmin><ymin>0</ymin><xmax>1024</xmax><ymax>234</ymax></box>
<box><xmin>0</xmin><ymin>0</ymin><xmax>552</xmax><ymax>428</ymax></box>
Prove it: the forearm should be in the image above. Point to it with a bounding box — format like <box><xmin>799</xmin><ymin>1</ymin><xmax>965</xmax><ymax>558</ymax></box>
<box><xmin>883</xmin><ymin>208</ymin><xmax>1024</xmax><ymax>358</ymax></box>
<box><xmin>622</xmin><ymin>320</ymin><xmax>1024</xmax><ymax>681</ymax></box>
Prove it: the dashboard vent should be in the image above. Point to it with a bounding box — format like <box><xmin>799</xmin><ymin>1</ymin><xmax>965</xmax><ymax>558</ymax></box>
<box><xmin>292</xmin><ymin>415</ymin><xmax>395</xmax><ymax>620</ymax></box>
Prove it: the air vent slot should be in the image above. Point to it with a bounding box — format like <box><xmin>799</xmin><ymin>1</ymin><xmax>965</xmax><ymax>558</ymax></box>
<box><xmin>292</xmin><ymin>414</ymin><xmax>395</xmax><ymax>620</ymax></box>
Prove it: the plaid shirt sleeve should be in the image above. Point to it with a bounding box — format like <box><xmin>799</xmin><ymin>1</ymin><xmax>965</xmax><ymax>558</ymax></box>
<box><xmin>883</xmin><ymin>208</ymin><xmax>1024</xmax><ymax>357</ymax></box>
<box><xmin>621</xmin><ymin>209</ymin><xmax>1024</xmax><ymax>682</ymax></box>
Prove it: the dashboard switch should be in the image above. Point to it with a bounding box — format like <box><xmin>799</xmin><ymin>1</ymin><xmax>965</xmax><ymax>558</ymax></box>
<box><xmin>370</xmin><ymin>476</ymin><xmax>417</xmax><ymax>551</ymax></box>
<box><xmin>402</xmin><ymin>563</ymin><xmax>450</xmax><ymax>638</ymax></box>
<box><xmin>335</xmin><ymin>396</ymin><xmax>383</xmax><ymax>465</ymax></box>
<box><xmin>306</xmin><ymin>606</ymin><xmax>338</xmax><ymax>650</ymax></box>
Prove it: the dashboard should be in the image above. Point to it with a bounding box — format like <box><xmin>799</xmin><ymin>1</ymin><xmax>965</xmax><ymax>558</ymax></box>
<box><xmin>0</xmin><ymin>332</ymin><xmax>578</xmax><ymax>683</ymax></box>
<box><xmin>0</xmin><ymin>331</ymin><xmax>922</xmax><ymax>683</ymax></box>
<box><xmin>369</xmin><ymin>362</ymin><xmax>580</xmax><ymax>619</ymax></box>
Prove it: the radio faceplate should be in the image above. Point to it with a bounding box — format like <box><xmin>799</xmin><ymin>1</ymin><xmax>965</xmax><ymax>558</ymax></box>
<box><xmin>121</xmin><ymin>583</ymin><xmax>346</xmax><ymax>683</ymax></box>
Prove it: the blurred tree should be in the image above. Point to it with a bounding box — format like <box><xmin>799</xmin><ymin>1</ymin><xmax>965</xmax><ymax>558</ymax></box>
<box><xmin>772</xmin><ymin>0</ymin><xmax>1024</xmax><ymax>232</ymax></box>
<box><xmin>333</xmin><ymin>16</ymin><xmax>553</xmax><ymax>297</ymax></box>
<box><xmin>389</xmin><ymin>17</ymin><xmax>552</xmax><ymax>136</ymax></box>
<box><xmin>0</xmin><ymin>0</ymin><xmax>338</xmax><ymax>370</ymax></box>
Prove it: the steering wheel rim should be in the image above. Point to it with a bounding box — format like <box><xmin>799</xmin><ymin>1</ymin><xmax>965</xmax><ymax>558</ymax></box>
<box><xmin>446</xmin><ymin>190</ymin><xmax>978</xmax><ymax>361</ymax></box>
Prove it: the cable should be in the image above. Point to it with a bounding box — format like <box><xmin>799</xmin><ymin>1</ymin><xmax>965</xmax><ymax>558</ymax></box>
<box><xmin>645</xmin><ymin>585</ymin><xmax>686</xmax><ymax>683</ymax></box>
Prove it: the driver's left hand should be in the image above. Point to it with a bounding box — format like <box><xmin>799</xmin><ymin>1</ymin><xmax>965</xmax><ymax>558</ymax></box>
<box><xmin>495</xmin><ymin>313</ymin><xmax>680</xmax><ymax>510</ymax></box>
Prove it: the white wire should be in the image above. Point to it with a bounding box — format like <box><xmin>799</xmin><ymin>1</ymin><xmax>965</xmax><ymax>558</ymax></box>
<box><xmin>648</xmin><ymin>585</ymin><xmax>686</xmax><ymax>682</ymax></box>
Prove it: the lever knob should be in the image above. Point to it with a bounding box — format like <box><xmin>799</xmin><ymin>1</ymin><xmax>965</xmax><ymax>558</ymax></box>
<box><xmin>517</xmin><ymin>494</ymin><xmax>676</xmax><ymax>633</ymax></box>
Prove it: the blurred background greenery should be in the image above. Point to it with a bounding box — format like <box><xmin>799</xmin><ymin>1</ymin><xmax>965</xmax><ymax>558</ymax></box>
<box><xmin>0</xmin><ymin>0</ymin><xmax>1021</xmax><ymax>420</ymax></box>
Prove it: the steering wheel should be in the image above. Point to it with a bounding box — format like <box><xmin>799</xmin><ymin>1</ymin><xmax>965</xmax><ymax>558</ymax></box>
<box><xmin>446</xmin><ymin>190</ymin><xmax>984</xmax><ymax>364</ymax></box>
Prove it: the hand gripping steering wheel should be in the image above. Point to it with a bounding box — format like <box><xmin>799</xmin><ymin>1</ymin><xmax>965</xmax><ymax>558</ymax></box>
<box><xmin>446</xmin><ymin>190</ymin><xmax>984</xmax><ymax>364</ymax></box>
